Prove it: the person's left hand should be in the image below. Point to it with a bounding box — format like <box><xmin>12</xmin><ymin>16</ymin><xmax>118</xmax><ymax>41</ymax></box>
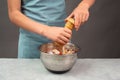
<box><xmin>66</xmin><ymin>3</ymin><xmax>90</xmax><ymax>31</ymax></box>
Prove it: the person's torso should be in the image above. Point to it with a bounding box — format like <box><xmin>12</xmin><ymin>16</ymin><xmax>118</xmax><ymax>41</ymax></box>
<box><xmin>20</xmin><ymin>0</ymin><xmax>67</xmax><ymax>41</ymax></box>
<box><xmin>21</xmin><ymin>0</ymin><xmax>66</xmax><ymax>25</ymax></box>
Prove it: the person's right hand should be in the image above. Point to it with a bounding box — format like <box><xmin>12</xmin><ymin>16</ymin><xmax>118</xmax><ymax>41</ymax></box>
<box><xmin>42</xmin><ymin>26</ymin><xmax>72</xmax><ymax>45</ymax></box>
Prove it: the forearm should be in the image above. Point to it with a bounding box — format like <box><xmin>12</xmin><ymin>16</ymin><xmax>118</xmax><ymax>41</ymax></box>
<box><xmin>78</xmin><ymin>0</ymin><xmax>95</xmax><ymax>9</ymax></box>
<box><xmin>9</xmin><ymin>10</ymin><xmax>48</xmax><ymax>35</ymax></box>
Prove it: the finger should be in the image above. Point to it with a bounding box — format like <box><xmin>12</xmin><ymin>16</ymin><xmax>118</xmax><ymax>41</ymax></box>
<box><xmin>74</xmin><ymin>14</ymin><xmax>80</xmax><ymax>29</ymax></box>
<box><xmin>62</xmin><ymin>32</ymin><xmax>71</xmax><ymax>40</ymax></box>
<box><xmin>85</xmin><ymin>12</ymin><xmax>89</xmax><ymax>21</ymax></box>
<box><xmin>82</xmin><ymin>14</ymin><xmax>86</xmax><ymax>23</ymax></box>
<box><xmin>57</xmin><ymin>40</ymin><xmax>65</xmax><ymax>45</ymax></box>
<box><xmin>60</xmin><ymin>35</ymin><xmax>69</xmax><ymax>43</ymax></box>
<box><xmin>57</xmin><ymin>37</ymin><xmax>68</xmax><ymax>45</ymax></box>
<box><xmin>64</xmin><ymin>28</ymin><xmax>72</xmax><ymax>35</ymax></box>
<box><xmin>78</xmin><ymin>14</ymin><xmax>82</xmax><ymax>25</ymax></box>
<box><xmin>75</xmin><ymin>14</ymin><xmax>83</xmax><ymax>31</ymax></box>
<box><xmin>65</xmin><ymin>13</ymin><xmax>74</xmax><ymax>22</ymax></box>
<box><xmin>76</xmin><ymin>22</ymin><xmax>81</xmax><ymax>31</ymax></box>
<box><xmin>60</xmin><ymin>29</ymin><xmax>71</xmax><ymax>42</ymax></box>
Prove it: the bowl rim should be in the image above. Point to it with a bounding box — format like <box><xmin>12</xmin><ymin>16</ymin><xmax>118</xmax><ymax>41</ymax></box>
<box><xmin>40</xmin><ymin>51</ymin><xmax>78</xmax><ymax>56</ymax></box>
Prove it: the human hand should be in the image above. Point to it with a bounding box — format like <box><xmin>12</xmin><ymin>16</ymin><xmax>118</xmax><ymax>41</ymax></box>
<box><xmin>42</xmin><ymin>26</ymin><xmax>72</xmax><ymax>45</ymax></box>
<box><xmin>66</xmin><ymin>3</ymin><xmax>90</xmax><ymax>31</ymax></box>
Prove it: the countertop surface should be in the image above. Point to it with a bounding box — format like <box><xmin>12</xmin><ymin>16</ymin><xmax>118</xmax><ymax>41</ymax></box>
<box><xmin>0</xmin><ymin>58</ymin><xmax>120</xmax><ymax>80</ymax></box>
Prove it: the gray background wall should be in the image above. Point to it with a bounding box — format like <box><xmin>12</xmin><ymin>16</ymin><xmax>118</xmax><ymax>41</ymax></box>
<box><xmin>0</xmin><ymin>0</ymin><xmax>120</xmax><ymax>58</ymax></box>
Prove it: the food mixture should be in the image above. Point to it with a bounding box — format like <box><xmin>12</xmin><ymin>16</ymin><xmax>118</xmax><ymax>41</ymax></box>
<box><xmin>47</xmin><ymin>43</ymin><xmax>77</xmax><ymax>55</ymax></box>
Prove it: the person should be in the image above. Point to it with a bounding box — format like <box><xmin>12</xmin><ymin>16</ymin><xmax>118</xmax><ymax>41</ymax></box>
<box><xmin>7</xmin><ymin>0</ymin><xmax>95</xmax><ymax>58</ymax></box>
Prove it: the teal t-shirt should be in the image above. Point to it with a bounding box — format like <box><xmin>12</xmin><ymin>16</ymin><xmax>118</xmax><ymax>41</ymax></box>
<box><xmin>18</xmin><ymin>0</ymin><xmax>67</xmax><ymax>58</ymax></box>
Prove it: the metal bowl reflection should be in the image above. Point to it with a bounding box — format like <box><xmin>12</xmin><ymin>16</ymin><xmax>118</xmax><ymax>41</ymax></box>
<box><xmin>40</xmin><ymin>43</ymin><xmax>78</xmax><ymax>73</ymax></box>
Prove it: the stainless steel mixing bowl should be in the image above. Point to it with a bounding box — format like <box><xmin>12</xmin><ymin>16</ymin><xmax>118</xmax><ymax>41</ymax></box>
<box><xmin>39</xmin><ymin>42</ymin><xmax>78</xmax><ymax>74</ymax></box>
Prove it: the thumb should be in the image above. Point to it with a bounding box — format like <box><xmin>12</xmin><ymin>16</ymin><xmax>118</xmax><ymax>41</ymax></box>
<box><xmin>65</xmin><ymin>13</ymin><xmax>74</xmax><ymax>22</ymax></box>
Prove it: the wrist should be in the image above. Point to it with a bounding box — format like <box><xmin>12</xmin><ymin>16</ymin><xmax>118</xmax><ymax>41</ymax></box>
<box><xmin>78</xmin><ymin>1</ymin><xmax>90</xmax><ymax>9</ymax></box>
<box><xmin>41</xmin><ymin>25</ymin><xmax>49</xmax><ymax>36</ymax></box>
<box><xmin>34</xmin><ymin>22</ymin><xmax>50</xmax><ymax>37</ymax></box>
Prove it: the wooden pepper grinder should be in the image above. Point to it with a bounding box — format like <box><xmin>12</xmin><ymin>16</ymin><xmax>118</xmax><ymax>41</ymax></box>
<box><xmin>64</xmin><ymin>18</ymin><xmax>75</xmax><ymax>30</ymax></box>
<box><xmin>54</xmin><ymin>18</ymin><xmax>75</xmax><ymax>54</ymax></box>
